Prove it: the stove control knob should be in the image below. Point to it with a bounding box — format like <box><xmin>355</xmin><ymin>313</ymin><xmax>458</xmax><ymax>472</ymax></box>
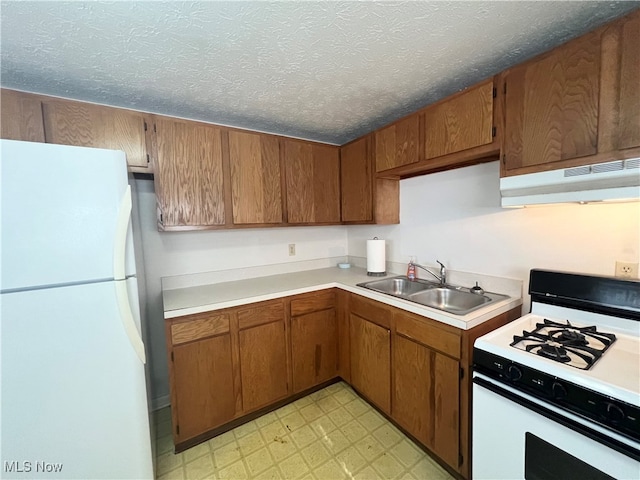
<box><xmin>552</xmin><ymin>382</ymin><xmax>567</xmax><ymax>400</ymax></box>
<box><xmin>507</xmin><ymin>365</ymin><xmax>522</xmax><ymax>381</ymax></box>
<box><xmin>606</xmin><ymin>403</ymin><xmax>625</xmax><ymax>423</ymax></box>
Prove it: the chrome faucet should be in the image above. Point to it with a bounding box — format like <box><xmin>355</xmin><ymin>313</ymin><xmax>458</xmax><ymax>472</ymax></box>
<box><xmin>411</xmin><ymin>260</ymin><xmax>446</xmax><ymax>285</ymax></box>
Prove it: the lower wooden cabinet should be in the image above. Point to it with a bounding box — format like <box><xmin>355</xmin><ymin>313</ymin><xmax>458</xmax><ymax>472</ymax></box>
<box><xmin>239</xmin><ymin>320</ymin><xmax>289</xmax><ymax>411</ymax></box>
<box><xmin>165</xmin><ymin>288</ymin><xmax>519</xmax><ymax>480</ymax></box>
<box><xmin>290</xmin><ymin>291</ymin><xmax>338</xmax><ymax>393</ymax></box>
<box><xmin>172</xmin><ymin>334</ymin><xmax>236</xmax><ymax>441</ymax></box>
<box><xmin>393</xmin><ymin>333</ymin><xmax>460</xmax><ymax>469</ymax></box>
<box><xmin>349</xmin><ymin>312</ymin><xmax>391</xmax><ymax>414</ymax></box>
<box><xmin>166</xmin><ymin>311</ymin><xmax>237</xmax><ymax>445</ymax></box>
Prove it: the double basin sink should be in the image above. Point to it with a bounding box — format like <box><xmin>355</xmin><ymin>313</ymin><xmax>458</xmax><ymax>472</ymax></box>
<box><xmin>357</xmin><ymin>276</ymin><xmax>508</xmax><ymax>315</ymax></box>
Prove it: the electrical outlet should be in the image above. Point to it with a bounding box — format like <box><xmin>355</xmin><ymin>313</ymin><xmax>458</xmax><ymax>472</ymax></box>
<box><xmin>615</xmin><ymin>261</ymin><xmax>639</xmax><ymax>278</ymax></box>
<box><xmin>288</xmin><ymin>244</ymin><xmax>296</xmax><ymax>256</ymax></box>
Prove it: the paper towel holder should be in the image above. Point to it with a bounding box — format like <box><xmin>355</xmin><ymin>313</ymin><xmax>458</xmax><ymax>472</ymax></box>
<box><xmin>367</xmin><ymin>236</ymin><xmax>387</xmax><ymax>277</ymax></box>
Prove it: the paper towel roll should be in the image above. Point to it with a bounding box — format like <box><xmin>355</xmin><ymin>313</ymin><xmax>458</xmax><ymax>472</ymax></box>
<box><xmin>367</xmin><ymin>238</ymin><xmax>386</xmax><ymax>276</ymax></box>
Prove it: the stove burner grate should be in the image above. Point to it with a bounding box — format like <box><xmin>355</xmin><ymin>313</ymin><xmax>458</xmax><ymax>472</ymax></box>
<box><xmin>510</xmin><ymin>319</ymin><xmax>616</xmax><ymax>370</ymax></box>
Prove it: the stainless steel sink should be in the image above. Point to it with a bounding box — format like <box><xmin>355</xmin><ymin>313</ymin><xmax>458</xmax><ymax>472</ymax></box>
<box><xmin>357</xmin><ymin>275</ymin><xmax>508</xmax><ymax>315</ymax></box>
<box><xmin>358</xmin><ymin>276</ymin><xmax>434</xmax><ymax>296</ymax></box>
<box><xmin>408</xmin><ymin>287</ymin><xmax>491</xmax><ymax>314</ymax></box>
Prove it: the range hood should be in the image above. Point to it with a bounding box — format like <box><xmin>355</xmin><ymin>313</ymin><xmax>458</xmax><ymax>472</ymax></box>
<box><xmin>500</xmin><ymin>158</ymin><xmax>640</xmax><ymax>207</ymax></box>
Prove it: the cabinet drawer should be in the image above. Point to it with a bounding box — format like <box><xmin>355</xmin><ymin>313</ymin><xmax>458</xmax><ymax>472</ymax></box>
<box><xmin>395</xmin><ymin>312</ymin><xmax>460</xmax><ymax>359</ymax></box>
<box><xmin>350</xmin><ymin>294</ymin><xmax>391</xmax><ymax>329</ymax></box>
<box><xmin>237</xmin><ymin>300</ymin><xmax>285</xmax><ymax>330</ymax></box>
<box><xmin>291</xmin><ymin>290</ymin><xmax>335</xmax><ymax>316</ymax></box>
<box><xmin>171</xmin><ymin>313</ymin><xmax>230</xmax><ymax>345</ymax></box>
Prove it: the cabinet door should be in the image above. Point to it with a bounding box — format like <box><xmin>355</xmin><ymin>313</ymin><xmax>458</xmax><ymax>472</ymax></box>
<box><xmin>228</xmin><ymin>130</ymin><xmax>283</xmax><ymax>224</ymax></box>
<box><xmin>1</xmin><ymin>89</ymin><xmax>45</xmax><ymax>142</ymax></box>
<box><xmin>291</xmin><ymin>309</ymin><xmax>338</xmax><ymax>393</ymax></box>
<box><xmin>239</xmin><ymin>320</ymin><xmax>288</xmax><ymax>411</ymax></box>
<box><xmin>284</xmin><ymin>140</ymin><xmax>340</xmax><ymax>224</ymax></box>
<box><xmin>393</xmin><ymin>335</ymin><xmax>459</xmax><ymax>469</ymax></box>
<box><xmin>349</xmin><ymin>313</ymin><xmax>391</xmax><ymax>414</ymax></box>
<box><xmin>340</xmin><ymin>136</ymin><xmax>373</xmax><ymax>222</ymax></box>
<box><xmin>503</xmin><ymin>30</ymin><xmax>601</xmax><ymax>173</ymax></box>
<box><xmin>154</xmin><ymin>118</ymin><xmax>225</xmax><ymax>228</ymax></box>
<box><xmin>172</xmin><ymin>334</ymin><xmax>236</xmax><ymax>442</ymax></box>
<box><xmin>424</xmin><ymin>80</ymin><xmax>494</xmax><ymax>159</ymax></box>
<box><xmin>42</xmin><ymin>100</ymin><xmax>151</xmax><ymax>170</ymax></box>
<box><xmin>375</xmin><ymin>114</ymin><xmax>419</xmax><ymax>172</ymax></box>
<box><xmin>616</xmin><ymin>12</ymin><xmax>640</xmax><ymax>150</ymax></box>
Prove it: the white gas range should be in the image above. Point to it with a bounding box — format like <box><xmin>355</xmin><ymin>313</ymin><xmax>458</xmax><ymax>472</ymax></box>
<box><xmin>472</xmin><ymin>269</ymin><xmax>639</xmax><ymax>480</ymax></box>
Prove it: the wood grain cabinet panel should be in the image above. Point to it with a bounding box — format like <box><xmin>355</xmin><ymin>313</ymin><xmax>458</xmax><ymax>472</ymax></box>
<box><xmin>170</xmin><ymin>313</ymin><xmax>230</xmax><ymax>345</ymax></box>
<box><xmin>375</xmin><ymin>114</ymin><xmax>420</xmax><ymax>172</ymax></box>
<box><xmin>340</xmin><ymin>136</ymin><xmax>373</xmax><ymax>222</ymax></box>
<box><xmin>349</xmin><ymin>312</ymin><xmax>391</xmax><ymax>414</ymax></box>
<box><xmin>340</xmin><ymin>134</ymin><xmax>400</xmax><ymax>224</ymax></box>
<box><xmin>291</xmin><ymin>308</ymin><xmax>338</xmax><ymax>393</ymax></box>
<box><xmin>616</xmin><ymin>11</ymin><xmax>640</xmax><ymax>150</ymax></box>
<box><xmin>290</xmin><ymin>290</ymin><xmax>335</xmax><ymax>317</ymax></box>
<box><xmin>393</xmin><ymin>334</ymin><xmax>460</xmax><ymax>471</ymax></box>
<box><xmin>284</xmin><ymin>140</ymin><xmax>340</xmax><ymax>224</ymax></box>
<box><xmin>154</xmin><ymin>117</ymin><xmax>225</xmax><ymax>228</ymax></box>
<box><xmin>424</xmin><ymin>80</ymin><xmax>494</xmax><ymax>159</ymax></box>
<box><xmin>228</xmin><ymin>130</ymin><xmax>283</xmax><ymax>224</ymax></box>
<box><xmin>393</xmin><ymin>334</ymin><xmax>432</xmax><ymax>446</ymax></box>
<box><xmin>171</xmin><ymin>334</ymin><xmax>236</xmax><ymax>442</ymax></box>
<box><xmin>1</xmin><ymin>89</ymin><xmax>45</xmax><ymax>142</ymax></box>
<box><xmin>503</xmin><ymin>30</ymin><xmax>601</xmax><ymax>173</ymax></box>
<box><xmin>239</xmin><ymin>320</ymin><xmax>288</xmax><ymax>412</ymax></box>
<box><xmin>41</xmin><ymin>100</ymin><xmax>152</xmax><ymax>170</ymax></box>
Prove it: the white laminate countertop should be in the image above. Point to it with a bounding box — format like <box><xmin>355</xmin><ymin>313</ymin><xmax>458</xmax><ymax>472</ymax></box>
<box><xmin>162</xmin><ymin>266</ymin><xmax>523</xmax><ymax>330</ymax></box>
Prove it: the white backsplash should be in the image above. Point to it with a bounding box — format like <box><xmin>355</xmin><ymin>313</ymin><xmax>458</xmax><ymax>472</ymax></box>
<box><xmin>162</xmin><ymin>256</ymin><xmax>349</xmax><ymax>290</ymax></box>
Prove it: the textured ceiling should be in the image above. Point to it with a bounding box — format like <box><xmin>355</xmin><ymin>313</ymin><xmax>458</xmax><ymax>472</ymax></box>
<box><xmin>1</xmin><ymin>1</ymin><xmax>639</xmax><ymax>144</ymax></box>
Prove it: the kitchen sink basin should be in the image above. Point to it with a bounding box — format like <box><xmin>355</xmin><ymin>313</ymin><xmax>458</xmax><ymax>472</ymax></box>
<box><xmin>408</xmin><ymin>287</ymin><xmax>491</xmax><ymax>314</ymax></box>
<box><xmin>358</xmin><ymin>276</ymin><xmax>434</xmax><ymax>296</ymax></box>
<box><xmin>357</xmin><ymin>275</ymin><xmax>508</xmax><ymax>315</ymax></box>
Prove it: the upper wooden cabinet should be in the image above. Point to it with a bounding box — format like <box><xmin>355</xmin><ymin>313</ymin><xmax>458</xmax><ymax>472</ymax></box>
<box><xmin>340</xmin><ymin>134</ymin><xmax>400</xmax><ymax>224</ymax></box>
<box><xmin>154</xmin><ymin>117</ymin><xmax>226</xmax><ymax>229</ymax></box>
<box><xmin>340</xmin><ymin>135</ymin><xmax>373</xmax><ymax>223</ymax></box>
<box><xmin>604</xmin><ymin>10</ymin><xmax>640</xmax><ymax>151</ymax></box>
<box><xmin>375</xmin><ymin>113</ymin><xmax>420</xmax><ymax>172</ymax></box>
<box><xmin>228</xmin><ymin>130</ymin><xmax>283</xmax><ymax>225</ymax></box>
<box><xmin>502</xmin><ymin>10</ymin><xmax>640</xmax><ymax>176</ymax></box>
<box><xmin>424</xmin><ymin>80</ymin><xmax>495</xmax><ymax>160</ymax></box>
<box><xmin>283</xmin><ymin>139</ymin><xmax>340</xmax><ymax>224</ymax></box>
<box><xmin>503</xmin><ymin>30</ymin><xmax>601</xmax><ymax>174</ymax></box>
<box><xmin>1</xmin><ymin>89</ymin><xmax>45</xmax><ymax>142</ymax></box>
<box><xmin>41</xmin><ymin>99</ymin><xmax>153</xmax><ymax>171</ymax></box>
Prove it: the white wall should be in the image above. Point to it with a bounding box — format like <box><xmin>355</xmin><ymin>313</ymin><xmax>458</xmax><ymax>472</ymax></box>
<box><xmin>134</xmin><ymin>179</ymin><xmax>348</xmax><ymax>407</ymax></box>
<box><xmin>348</xmin><ymin>161</ymin><xmax>640</xmax><ymax>310</ymax></box>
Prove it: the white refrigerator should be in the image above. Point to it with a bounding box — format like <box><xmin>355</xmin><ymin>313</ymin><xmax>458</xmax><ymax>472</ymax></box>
<box><xmin>0</xmin><ymin>139</ymin><xmax>153</xmax><ymax>479</ymax></box>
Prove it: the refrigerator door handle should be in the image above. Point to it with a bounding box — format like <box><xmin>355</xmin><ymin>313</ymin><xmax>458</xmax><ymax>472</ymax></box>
<box><xmin>114</xmin><ymin>185</ymin><xmax>132</xmax><ymax>281</ymax></box>
<box><xmin>115</xmin><ymin>280</ymin><xmax>147</xmax><ymax>364</ymax></box>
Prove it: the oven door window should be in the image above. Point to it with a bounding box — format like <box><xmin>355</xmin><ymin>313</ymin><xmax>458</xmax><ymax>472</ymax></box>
<box><xmin>525</xmin><ymin>433</ymin><xmax>615</xmax><ymax>480</ymax></box>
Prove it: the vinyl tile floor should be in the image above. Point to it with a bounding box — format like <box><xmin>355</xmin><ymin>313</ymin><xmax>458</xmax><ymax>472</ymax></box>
<box><xmin>153</xmin><ymin>381</ymin><xmax>455</xmax><ymax>480</ymax></box>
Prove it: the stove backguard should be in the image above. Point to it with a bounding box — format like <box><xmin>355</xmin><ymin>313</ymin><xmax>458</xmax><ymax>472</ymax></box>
<box><xmin>529</xmin><ymin>270</ymin><xmax>640</xmax><ymax>321</ymax></box>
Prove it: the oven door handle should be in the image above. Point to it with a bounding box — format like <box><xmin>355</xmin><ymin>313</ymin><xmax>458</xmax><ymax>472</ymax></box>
<box><xmin>473</xmin><ymin>376</ymin><xmax>640</xmax><ymax>462</ymax></box>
